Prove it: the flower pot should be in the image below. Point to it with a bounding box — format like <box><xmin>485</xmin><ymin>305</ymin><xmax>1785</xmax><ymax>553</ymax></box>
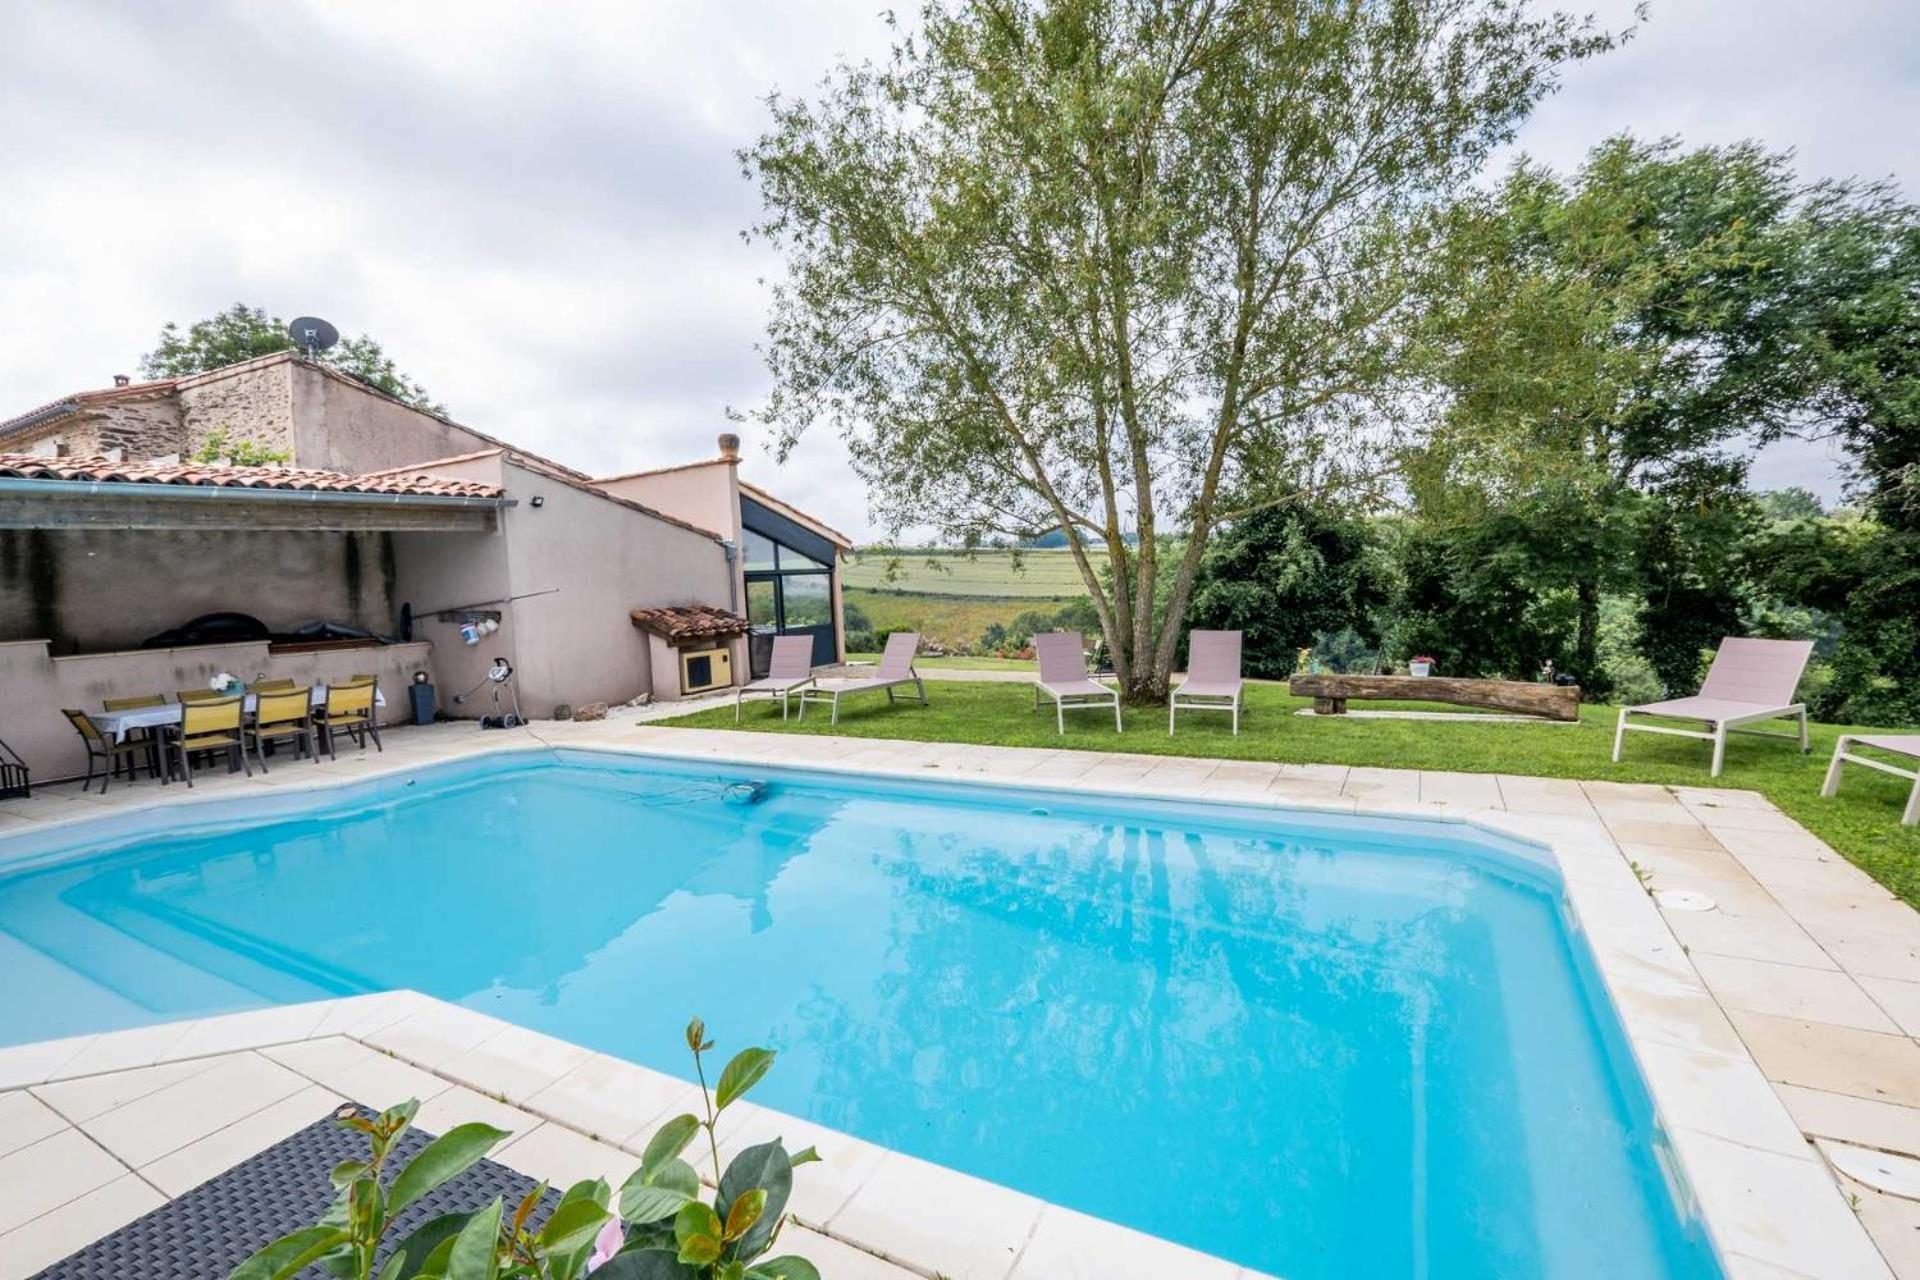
<box><xmin>1409</xmin><ymin>661</ymin><xmax>1432</xmax><ymax>677</ymax></box>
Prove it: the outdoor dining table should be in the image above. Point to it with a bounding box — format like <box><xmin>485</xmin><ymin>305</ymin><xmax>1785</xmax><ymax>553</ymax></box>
<box><xmin>93</xmin><ymin>685</ymin><xmax>387</xmax><ymax>743</ymax></box>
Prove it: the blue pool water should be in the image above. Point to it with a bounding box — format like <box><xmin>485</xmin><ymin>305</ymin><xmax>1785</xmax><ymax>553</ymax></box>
<box><xmin>0</xmin><ymin>752</ymin><xmax>1719</xmax><ymax>1278</ymax></box>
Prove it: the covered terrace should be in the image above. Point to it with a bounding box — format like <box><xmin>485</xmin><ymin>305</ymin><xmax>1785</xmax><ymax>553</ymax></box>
<box><xmin>0</xmin><ymin>454</ymin><xmax>515</xmax><ymax>782</ymax></box>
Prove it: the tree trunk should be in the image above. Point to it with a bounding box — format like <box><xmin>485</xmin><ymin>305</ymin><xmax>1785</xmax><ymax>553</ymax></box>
<box><xmin>1574</xmin><ymin>576</ymin><xmax>1600</xmax><ymax>687</ymax></box>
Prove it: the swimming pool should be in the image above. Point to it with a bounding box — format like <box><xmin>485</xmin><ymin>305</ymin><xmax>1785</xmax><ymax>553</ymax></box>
<box><xmin>0</xmin><ymin>750</ymin><xmax>1720</xmax><ymax>1277</ymax></box>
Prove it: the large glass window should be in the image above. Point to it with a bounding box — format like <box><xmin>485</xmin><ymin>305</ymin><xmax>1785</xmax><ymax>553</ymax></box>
<box><xmin>742</xmin><ymin>528</ymin><xmax>780</xmax><ymax>572</ymax></box>
<box><xmin>780</xmin><ymin>573</ymin><xmax>831</xmax><ymax>627</ymax></box>
<box><xmin>741</xmin><ymin>513</ymin><xmax>837</xmax><ymax>675</ymax></box>
<box><xmin>745</xmin><ymin>579</ymin><xmax>778</xmax><ymax>628</ymax></box>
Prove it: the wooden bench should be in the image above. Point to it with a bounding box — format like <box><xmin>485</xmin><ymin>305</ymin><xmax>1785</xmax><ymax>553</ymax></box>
<box><xmin>1288</xmin><ymin>674</ymin><xmax>1581</xmax><ymax>721</ymax></box>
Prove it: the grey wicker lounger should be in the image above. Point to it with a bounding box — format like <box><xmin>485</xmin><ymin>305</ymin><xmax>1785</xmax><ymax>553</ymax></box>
<box><xmin>32</xmin><ymin>1106</ymin><xmax>554</xmax><ymax>1279</ymax></box>
<box><xmin>798</xmin><ymin>630</ymin><xmax>928</xmax><ymax>725</ymax></box>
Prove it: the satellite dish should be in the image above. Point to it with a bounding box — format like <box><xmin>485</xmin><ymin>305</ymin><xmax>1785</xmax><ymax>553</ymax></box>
<box><xmin>287</xmin><ymin>316</ymin><xmax>340</xmax><ymax>356</ymax></box>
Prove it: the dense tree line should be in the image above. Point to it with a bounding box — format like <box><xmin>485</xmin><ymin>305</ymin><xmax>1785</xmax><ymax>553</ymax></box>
<box><xmin>1185</xmin><ymin>138</ymin><xmax>1916</xmax><ymax>722</ymax></box>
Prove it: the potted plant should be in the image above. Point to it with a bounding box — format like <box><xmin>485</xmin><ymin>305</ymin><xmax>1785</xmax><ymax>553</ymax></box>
<box><xmin>1408</xmin><ymin>655</ymin><xmax>1434</xmax><ymax>677</ymax></box>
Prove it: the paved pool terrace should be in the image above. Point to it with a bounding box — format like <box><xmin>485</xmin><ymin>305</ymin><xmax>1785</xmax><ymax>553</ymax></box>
<box><xmin>0</xmin><ymin>707</ymin><xmax>1915</xmax><ymax>1279</ymax></box>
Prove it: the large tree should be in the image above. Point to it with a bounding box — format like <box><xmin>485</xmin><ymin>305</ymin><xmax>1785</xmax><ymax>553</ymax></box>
<box><xmin>140</xmin><ymin>302</ymin><xmax>446</xmax><ymax>415</ymax></box>
<box><xmin>741</xmin><ymin>0</ymin><xmax>1616</xmax><ymax>700</ymax></box>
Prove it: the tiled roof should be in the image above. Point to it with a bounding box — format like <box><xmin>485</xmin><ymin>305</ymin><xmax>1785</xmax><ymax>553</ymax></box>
<box><xmin>739</xmin><ymin>480</ymin><xmax>853</xmax><ymax>549</ymax></box>
<box><xmin>628</xmin><ymin>604</ymin><xmax>751</xmax><ymax>642</ymax></box>
<box><xmin>0</xmin><ymin>453</ymin><xmax>507</xmax><ymax>499</ymax></box>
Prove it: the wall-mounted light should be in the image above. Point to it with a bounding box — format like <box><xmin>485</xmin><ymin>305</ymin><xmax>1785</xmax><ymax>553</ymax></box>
<box><xmin>529</xmin><ymin>495</ymin><xmax>545</xmax><ymax>508</ymax></box>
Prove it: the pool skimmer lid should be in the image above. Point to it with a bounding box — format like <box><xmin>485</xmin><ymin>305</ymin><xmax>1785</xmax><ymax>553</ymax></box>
<box><xmin>1654</xmin><ymin>889</ymin><xmax>1716</xmax><ymax>912</ymax></box>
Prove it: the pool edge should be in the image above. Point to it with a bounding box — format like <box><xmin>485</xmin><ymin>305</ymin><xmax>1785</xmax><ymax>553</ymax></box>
<box><xmin>0</xmin><ymin>726</ymin><xmax>1894</xmax><ymax>1279</ymax></box>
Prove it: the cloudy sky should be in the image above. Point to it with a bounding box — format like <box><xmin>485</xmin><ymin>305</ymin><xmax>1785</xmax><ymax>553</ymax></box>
<box><xmin>2</xmin><ymin>1</ymin><xmax>1913</xmax><ymax>538</ymax></box>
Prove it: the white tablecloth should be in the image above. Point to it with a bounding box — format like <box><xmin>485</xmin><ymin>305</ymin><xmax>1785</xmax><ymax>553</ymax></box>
<box><xmin>96</xmin><ymin>686</ymin><xmax>387</xmax><ymax>742</ymax></box>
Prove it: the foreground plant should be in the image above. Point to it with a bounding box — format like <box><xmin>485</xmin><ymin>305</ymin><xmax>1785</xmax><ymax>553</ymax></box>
<box><xmin>230</xmin><ymin>1018</ymin><xmax>819</xmax><ymax>1280</ymax></box>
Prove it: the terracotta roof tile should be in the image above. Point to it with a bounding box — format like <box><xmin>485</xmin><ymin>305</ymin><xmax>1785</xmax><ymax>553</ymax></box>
<box><xmin>0</xmin><ymin>453</ymin><xmax>507</xmax><ymax>499</ymax></box>
<box><xmin>628</xmin><ymin>604</ymin><xmax>751</xmax><ymax>642</ymax></box>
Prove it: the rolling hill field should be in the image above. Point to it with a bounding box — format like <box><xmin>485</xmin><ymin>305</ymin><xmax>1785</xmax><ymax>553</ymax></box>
<box><xmin>843</xmin><ymin>548</ymin><xmax>1089</xmax><ymax>597</ymax></box>
<box><xmin>843</xmin><ymin>548</ymin><xmax>1092</xmax><ymax>651</ymax></box>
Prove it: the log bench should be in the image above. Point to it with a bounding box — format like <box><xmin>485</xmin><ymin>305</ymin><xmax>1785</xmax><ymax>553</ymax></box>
<box><xmin>1288</xmin><ymin>674</ymin><xmax>1581</xmax><ymax>721</ymax></box>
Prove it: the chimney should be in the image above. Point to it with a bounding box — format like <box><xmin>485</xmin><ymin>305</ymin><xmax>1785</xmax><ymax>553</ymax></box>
<box><xmin>112</xmin><ymin>374</ymin><xmax>131</xmax><ymax>387</ymax></box>
<box><xmin>717</xmin><ymin>433</ymin><xmax>741</xmax><ymax>462</ymax></box>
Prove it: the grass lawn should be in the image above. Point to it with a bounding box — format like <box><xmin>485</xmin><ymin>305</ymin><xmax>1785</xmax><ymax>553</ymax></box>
<box><xmin>663</xmin><ymin>679</ymin><xmax>1920</xmax><ymax>908</ymax></box>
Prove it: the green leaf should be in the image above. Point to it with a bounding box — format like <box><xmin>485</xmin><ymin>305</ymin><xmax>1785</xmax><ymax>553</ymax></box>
<box><xmin>389</xmin><ymin>1123</ymin><xmax>511</xmax><ymax>1215</ymax></box>
<box><xmin>716</xmin><ymin>1141</ymin><xmax>792</xmax><ymax>1261</ymax></box>
<box><xmin>745</xmin><ymin>1258</ymin><xmax>821</xmax><ymax>1280</ymax></box>
<box><xmin>640</xmin><ymin>1114</ymin><xmax>701</xmax><ymax>1180</ymax></box>
<box><xmin>619</xmin><ymin>1158</ymin><xmax>699</xmax><ymax>1223</ymax></box>
<box><xmin>669</xmin><ymin>1203</ymin><xmax>724</xmax><ymax>1269</ymax></box>
<box><xmin>558</xmin><ymin>1177</ymin><xmax>610</xmax><ymax>1209</ymax></box>
<box><xmin>672</xmin><ymin>1201</ymin><xmax>722</xmax><ymax>1253</ymax></box>
<box><xmin>676</xmin><ymin>1234</ymin><xmax>722</xmax><ymax>1267</ymax></box>
<box><xmin>329</xmin><ymin>1159</ymin><xmax>369</xmax><ymax>1188</ymax></box>
<box><xmin>536</xmin><ymin>1198</ymin><xmax>612</xmax><ymax>1256</ymax></box>
<box><xmin>446</xmin><ymin>1197</ymin><xmax>502</xmax><ymax>1280</ymax></box>
<box><xmin>714</xmin><ymin>1048</ymin><xmax>775</xmax><ymax>1111</ymax></box>
<box><xmin>722</xmin><ymin>1188</ymin><xmax>766</xmax><ymax>1243</ymax></box>
<box><xmin>717</xmin><ymin>1263</ymin><xmax>746</xmax><ymax>1280</ymax></box>
<box><xmin>227</xmin><ymin>1226</ymin><xmax>353</xmax><ymax>1280</ymax></box>
<box><xmin>376</xmin><ymin>1253</ymin><xmax>407</xmax><ymax>1280</ymax></box>
<box><xmin>385</xmin><ymin>1211</ymin><xmax>475</xmax><ymax>1279</ymax></box>
<box><xmin>587</xmin><ymin>1249</ymin><xmax>697</xmax><ymax>1279</ymax></box>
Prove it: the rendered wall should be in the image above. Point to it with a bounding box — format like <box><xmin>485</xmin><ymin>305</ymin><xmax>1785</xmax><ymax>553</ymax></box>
<box><xmin>597</xmin><ymin>461</ymin><xmax>739</xmax><ymax>543</ymax></box>
<box><xmin>0</xmin><ymin>527</ymin><xmax>397</xmax><ymax>654</ymax></box>
<box><xmin>498</xmin><ymin>460</ymin><xmax>734</xmax><ymax>712</ymax></box>
<box><xmin>388</xmin><ymin>457</ymin><xmax>515</xmax><ymax>718</ymax></box>
<box><xmin>0</xmin><ymin>637</ymin><xmax>431</xmax><ymax>783</ymax></box>
<box><xmin>288</xmin><ymin>363</ymin><xmax>497</xmax><ymax>475</ymax></box>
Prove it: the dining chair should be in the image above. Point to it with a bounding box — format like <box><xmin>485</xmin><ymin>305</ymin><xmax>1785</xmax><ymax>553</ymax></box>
<box><xmin>165</xmin><ymin>695</ymin><xmax>248</xmax><ymax>787</ymax></box>
<box><xmin>247</xmin><ymin>686</ymin><xmax>317</xmax><ymax>771</ymax></box>
<box><xmin>62</xmin><ymin>709</ymin><xmax>149</xmax><ymax>793</ymax></box>
<box><xmin>316</xmin><ymin>678</ymin><xmax>382</xmax><ymax>759</ymax></box>
<box><xmin>102</xmin><ymin>693</ymin><xmax>167</xmax><ymax>778</ymax></box>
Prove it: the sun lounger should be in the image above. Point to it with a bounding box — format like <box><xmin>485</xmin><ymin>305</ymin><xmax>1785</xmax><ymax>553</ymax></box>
<box><xmin>1822</xmin><ymin>734</ymin><xmax>1920</xmax><ymax>825</ymax></box>
<box><xmin>736</xmin><ymin>634</ymin><xmax>816</xmax><ymax>721</ymax></box>
<box><xmin>799</xmin><ymin>631</ymin><xmax>929</xmax><ymax>724</ymax></box>
<box><xmin>1033</xmin><ymin>631</ymin><xmax>1121</xmax><ymax>733</ymax></box>
<box><xmin>1611</xmin><ymin>637</ymin><xmax>1813</xmax><ymax>777</ymax></box>
<box><xmin>1170</xmin><ymin>630</ymin><xmax>1244</xmax><ymax>735</ymax></box>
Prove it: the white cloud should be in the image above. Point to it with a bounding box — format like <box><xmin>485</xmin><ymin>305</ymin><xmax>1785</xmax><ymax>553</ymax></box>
<box><xmin>1</xmin><ymin>1</ymin><xmax>1909</xmax><ymax>534</ymax></box>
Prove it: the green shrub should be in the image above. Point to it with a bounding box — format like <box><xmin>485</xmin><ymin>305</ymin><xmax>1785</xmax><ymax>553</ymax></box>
<box><xmin>229</xmin><ymin>1019</ymin><xmax>819</xmax><ymax>1280</ymax></box>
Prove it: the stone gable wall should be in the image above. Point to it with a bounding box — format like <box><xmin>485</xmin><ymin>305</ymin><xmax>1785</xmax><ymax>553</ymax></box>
<box><xmin>0</xmin><ymin>396</ymin><xmax>185</xmax><ymax>460</ymax></box>
<box><xmin>179</xmin><ymin>361</ymin><xmax>294</xmax><ymax>460</ymax></box>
